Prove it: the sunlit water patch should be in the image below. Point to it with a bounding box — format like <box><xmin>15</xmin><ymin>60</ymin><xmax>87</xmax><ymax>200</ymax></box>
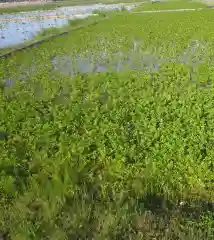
<box><xmin>0</xmin><ymin>3</ymin><xmax>138</xmax><ymax>49</ymax></box>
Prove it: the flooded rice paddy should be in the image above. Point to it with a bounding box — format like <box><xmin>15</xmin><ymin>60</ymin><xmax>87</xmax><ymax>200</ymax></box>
<box><xmin>51</xmin><ymin>40</ymin><xmax>208</xmax><ymax>75</ymax></box>
<box><xmin>3</xmin><ymin>39</ymin><xmax>212</xmax><ymax>89</ymax></box>
<box><xmin>0</xmin><ymin>3</ymin><xmax>138</xmax><ymax>49</ymax></box>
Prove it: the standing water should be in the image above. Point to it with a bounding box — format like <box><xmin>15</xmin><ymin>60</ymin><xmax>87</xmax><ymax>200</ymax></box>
<box><xmin>0</xmin><ymin>3</ymin><xmax>138</xmax><ymax>49</ymax></box>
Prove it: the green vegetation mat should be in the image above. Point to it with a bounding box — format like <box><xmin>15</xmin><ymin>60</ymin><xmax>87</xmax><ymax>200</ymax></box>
<box><xmin>0</xmin><ymin>7</ymin><xmax>214</xmax><ymax>240</ymax></box>
<box><xmin>134</xmin><ymin>1</ymin><xmax>206</xmax><ymax>11</ymax></box>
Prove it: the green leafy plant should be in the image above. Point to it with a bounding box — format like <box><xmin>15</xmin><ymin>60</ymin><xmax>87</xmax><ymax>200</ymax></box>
<box><xmin>0</xmin><ymin>6</ymin><xmax>214</xmax><ymax>240</ymax></box>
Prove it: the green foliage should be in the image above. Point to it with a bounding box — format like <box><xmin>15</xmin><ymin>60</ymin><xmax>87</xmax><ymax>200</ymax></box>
<box><xmin>0</xmin><ymin>7</ymin><xmax>214</xmax><ymax>240</ymax></box>
<box><xmin>134</xmin><ymin>0</ymin><xmax>206</xmax><ymax>11</ymax></box>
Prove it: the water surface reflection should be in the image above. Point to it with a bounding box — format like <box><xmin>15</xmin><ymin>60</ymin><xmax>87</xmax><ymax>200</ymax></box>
<box><xmin>0</xmin><ymin>3</ymin><xmax>138</xmax><ymax>48</ymax></box>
